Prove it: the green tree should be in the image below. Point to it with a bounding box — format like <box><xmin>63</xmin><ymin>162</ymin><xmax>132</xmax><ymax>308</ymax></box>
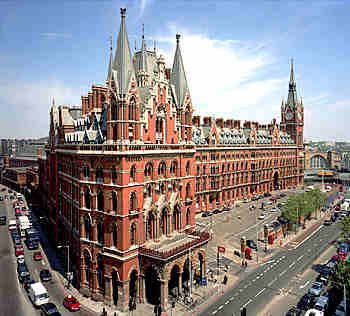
<box><xmin>331</xmin><ymin>260</ymin><xmax>350</xmax><ymax>296</ymax></box>
<box><xmin>340</xmin><ymin>216</ymin><xmax>350</xmax><ymax>240</ymax></box>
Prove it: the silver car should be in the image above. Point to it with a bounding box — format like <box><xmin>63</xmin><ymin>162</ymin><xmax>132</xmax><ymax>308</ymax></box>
<box><xmin>308</xmin><ymin>281</ymin><xmax>323</xmax><ymax>296</ymax></box>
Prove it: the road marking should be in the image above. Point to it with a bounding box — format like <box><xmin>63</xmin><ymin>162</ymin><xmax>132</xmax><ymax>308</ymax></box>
<box><xmin>255</xmin><ymin>288</ymin><xmax>266</xmax><ymax>297</ymax></box>
<box><xmin>261</xmin><ymin>259</ymin><xmax>275</xmax><ymax>266</ymax></box>
<box><xmin>260</xmin><ymin>273</ymin><xmax>264</xmax><ymax>277</ymax></box>
<box><xmin>279</xmin><ymin>269</ymin><xmax>287</xmax><ymax>277</ymax></box>
<box><xmin>300</xmin><ymin>280</ymin><xmax>310</xmax><ymax>289</ymax></box>
<box><xmin>239</xmin><ymin>288</ymin><xmax>243</xmax><ymax>292</ymax></box>
<box><xmin>256</xmin><ymin>275</ymin><xmax>261</xmax><ymax>279</ymax></box>
<box><xmin>244</xmin><ymin>284</ymin><xmax>248</xmax><ymax>289</ymax></box>
<box><xmin>294</xmin><ymin>225</ymin><xmax>323</xmax><ymax>249</ymax></box>
<box><xmin>225</xmin><ymin>300</ymin><xmax>230</xmax><ymax>305</ymax></box>
<box><xmin>297</xmin><ymin>255</ymin><xmax>304</xmax><ymax>261</ymax></box>
<box><xmin>212</xmin><ymin>310</ymin><xmax>218</xmax><ymax>315</ymax></box>
<box><xmin>290</xmin><ymin>262</ymin><xmax>295</xmax><ymax>268</ymax></box>
<box><xmin>218</xmin><ymin>305</ymin><xmax>223</xmax><ymax>311</ymax></box>
<box><xmin>268</xmin><ymin>278</ymin><xmax>277</xmax><ymax>287</ymax></box>
<box><xmin>241</xmin><ymin>299</ymin><xmax>252</xmax><ymax>308</ymax></box>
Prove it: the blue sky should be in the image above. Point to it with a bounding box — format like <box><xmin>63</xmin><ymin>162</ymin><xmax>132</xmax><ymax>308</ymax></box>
<box><xmin>0</xmin><ymin>0</ymin><xmax>349</xmax><ymax>140</ymax></box>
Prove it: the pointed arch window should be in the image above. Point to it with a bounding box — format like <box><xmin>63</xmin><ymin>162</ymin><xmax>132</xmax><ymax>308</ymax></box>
<box><xmin>96</xmin><ymin>166</ymin><xmax>104</xmax><ymax>183</ymax></box>
<box><xmin>112</xmin><ymin>191</ymin><xmax>118</xmax><ymax>212</ymax></box>
<box><xmin>97</xmin><ymin>254</ymin><xmax>105</xmax><ymax>291</ymax></box>
<box><xmin>130</xmin><ymin>165</ymin><xmax>136</xmax><ymax>182</ymax></box>
<box><xmin>128</xmin><ymin>97</ymin><xmax>136</xmax><ymax>121</ymax></box>
<box><xmin>111</xmin><ymin>165</ymin><xmax>117</xmax><ymax>184</ymax></box>
<box><xmin>112</xmin><ymin>223</ymin><xmax>118</xmax><ymax>248</ymax></box>
<box><xmin>83</xmin><ymin>165</ymin><xmax>90</xmax><ymax>179</ymax></box>
<box><xmin>129</xmin><ymin>192</ymin><xmax>137</xmax><ymax>212</ymax></box>
<box><xmin>144</xmin><ymin>162</ymin><xmax>153</xmax><ymax>180</ymax></box>
<box><xmin>186</xmin><ymin>208</ymin><xmax>191</xmax><ymax>226</ymax></box>
<box><xmin>170</xmin><ymin>160</ymin><xmax>178</xmax><ymax>176</ymax></box>
<box><xmin>158</xmin><ymin>161</ymin><xmax>167</xmax><ymax>177</ymax></box>
<box><xmin>130</xmin><ymin>222</ymin><xmax>137</xmax><ymax>246</ymax></box>
<box><xmin>84</xmin><ymin>216</ymin><xmax>92</xmax><ymax>240</ymax></box>
<box><xmin>185</xmin><ymin>161</ymin><xmax>191</xmax><ymax>175</ymax></box>
<box><xmin>97</xmin><ymin>219</ymin><xmax>104</xmax><ymax>245</ymax></box>
<box><xmin>84</xmin><ymin>188</ymin><xmax>91</xmax><ymax>209</ymax></box>
<box><xmin>97</xmin><ymin>190</ymin><xmax>104</xmax><ymax>211</ymax></box>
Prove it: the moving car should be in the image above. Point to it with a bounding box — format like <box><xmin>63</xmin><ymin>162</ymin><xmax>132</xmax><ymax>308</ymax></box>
<box><xmin>40</xmin><ymin>302</ymin><xmax>61</xmax><ymax>316</ymax></box>
<box><xmin>33</xmin><ymin>251</ymin><xmax>43</xmax><ymax>261</ymax></box>
<box><xmin>246</xmin><ymin>239</ymin><xmax>257</xmax><ymax>250</ymax></box>
<box><xmin>28</xmin><ymin>282</ymin><xmax>49</xmax><ymax>307</ymax></box>
<box><xmin>201</xmin><ymin>211</ymin><xmax>211</xmax><ymax>217</ymax></box>
<box><xmin>308</xmin><ymin>281</ymin><xmax>323</xmax><ymax>296</ymax></box>
<box><xmin>297</xmin><ymin>293</ymin><xmax>314</xmax><ymax>311</ymax></box>
<box><xmin>264</xmin><ymin>192</ymin><xmax>272</xmax><ymax>197</ymax></box>
<box><xmin>63</xmin><ymin>295</ymin><xmax>81</xmax><ymax>312</ymax></box>
<box><xmin>40</xmin><ymin>269</ymin><xmax>52</xmax><ymax>282</ymax></box>
<box><xmin>15</xmin><ymin>245</ymin><xmax>24</xmax><ymax>256</ymax></box>
<box><xmin>258</xmin><ymin>213</ymin><xmax>266</xmax><ymax>220</ymax></box>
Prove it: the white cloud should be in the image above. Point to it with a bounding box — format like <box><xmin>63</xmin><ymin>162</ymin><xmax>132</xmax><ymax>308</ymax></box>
<box><xmin>0</xmin><ymin>80</ymin><xmax>80</xmax><ymax>138</ymax></box>
<box><xmin>138</xmin><ymin>0</ymin><xmax>151</xmax><ymax>18</ymax></box>
<box><xmin>40</xmin><ymin>32</ymin><xmax>72</xmax><ymax>39</ymax></box>
<box><xmin>157</xmin><ymin>28</ymin><xmax>285</xmax><ymax>123</ymax></box>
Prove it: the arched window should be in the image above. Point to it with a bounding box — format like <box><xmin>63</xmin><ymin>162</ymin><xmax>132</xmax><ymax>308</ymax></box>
<box><xmin>84</xmin><ymin>188</ymin><xmax>91</xmax><ymax>209</ymax></box>
<box><xmin>97</xmin><ymin>254</ymin><xmax>104</xmax><ymax>291</ymax></box>
<box><xmin>158</xmin><ymin>161</ymin><xmax>166</xmax><ymax>177</ymax></box>
<box><xmin>130</xmin><ymin>165</ymin><xmax>136</xmax><ymax>182</ymax></box>
<box><xmin>84</xmin><ymin>216</ymin><xmax>92</xmax><ymax>240</ymax></box>
<box><xmin>83</xmin><ymin>165</ymin><xmax>90</xmax><ymax>179</ymax></box>
<box><xmin>128</xmin><ymin>98</ymin><xmax>136</xmax><ymax>121</ymax></box>
<box><xmin>130</xmin><ymin>222</ymin><xmax>137</xmax><ymax>246</ymax></box>
<box><xmin>144</xmin><ymin>163</ymin><xmax>153</xmax><ymax>179</ymax></box>
<box><xmin>185</xmin><ymin>161</ymin><xmax>191</xmax><ymax>175</ymax></box>
<box><xmin>112</xmin><ymin>224</ymin><xmax>118</xmax><ymax>248</ymax></box>
<box><xmin>97</xmin><ymin>219</ymin><xmax>104</xmax><ymax>245</ymax></box>
<box><xmin>186</xmin><ymin>208</ymin><xmax>190</xmax><ymax>226</ymax></box>
<box><xmin>96</xmin><ymin>166</ymin><xmax>104</xmax><ymax>183</ymax></box>
<box><xmin>129</xmin><ymin>192</ymin><xmax>137</xmax><ymax>212</ymax></box>
<box><xmin>111</xmin><ymin>166</ymin><xmax>117</xmax><ymax>184</ymax></box>
<box><xmin>144</xmin><ymin>184</ymin><xmax>152</xmax><ymax>197</ymax></box>
<box><xmin>185</xmin><ymin>183</ymin><xmax>191</xmax><ymax>199</ymax></box>
<box><xmin>160</xmin><ymin>208</ymin><xmax>168</xmax><ymax>235</ymax></box>
<box><xmin>112</xmin><ymin>191</ymin><xmax>118</xmax><ymax>212</ymax></box>
<box><xmin>97</xmin><ymin>190</ymin><xmax>104</xmax><ymax>211</ymax></box>
<box><xmin>170</xmin><ymin>161</ymin><xmax>178</xmax><ymax>176</ymax></box>
<box><xmin>185</xmin><ymin>109</ymin><xmax>191</xmax><ymax>125</ymax></box>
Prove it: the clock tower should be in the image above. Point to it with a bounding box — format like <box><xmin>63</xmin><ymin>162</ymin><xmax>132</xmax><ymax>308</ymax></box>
<box><xmin>280</xmin><ymin>59</ymin><xmax>304</xmax><ymax>147</ymax></box>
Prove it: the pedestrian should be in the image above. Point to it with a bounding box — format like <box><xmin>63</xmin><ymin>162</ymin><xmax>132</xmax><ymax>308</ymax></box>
<box><xmin>244</xmin><ymin>260</ymin><xmax>248</xmax><ymax>268</ymax></box>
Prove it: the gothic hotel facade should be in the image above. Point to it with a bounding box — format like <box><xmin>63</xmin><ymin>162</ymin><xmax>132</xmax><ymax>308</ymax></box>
<box><xmin>41</xmin><ymin>8</ymin><xmax>304</xmax><ymax>312</ymax></box>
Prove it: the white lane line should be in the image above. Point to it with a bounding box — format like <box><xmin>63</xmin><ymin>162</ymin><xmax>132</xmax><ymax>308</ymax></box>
<box><xmin>256</xmin><ymin>275</ymin><xmax>261</xmax><ymax>280</ymax></box>
<box><xmin>260</xmin><ymin>273</ymin><xmax>264</xmax><ymax>277</ymax></box>
<box><xmin>241</xmin><ymin>299</ymin><xmax>253</xmax><ymax>308</ymax></box>
<box><xmin>255</xmin><ymin>288</ymin><xmax>266</xmax><ymax>297</ymax></box>
<box><xmin>212</xmin><ymin>310</ymin><xmax>218</xmax><ymax>315</ymax></box>
<box><xmin>229</xmin><ymin>297</ymin><xmax>234</xmax><ymax>302</ymax></box>
<box><xmin>268</xmin><ymin>278</ymin><xmax>277</xmax><ymax>287</ymax></box>
<box><xmin>290</xmin><ymin>262</ymin><xmax>295</xmax><ymax>268</ymax></box>
<box><xmin>244</xmin><ymin>284</ymin><xmax>248</xmax><ymax>289</ymax></box>
<box><xmin>225</xmin><ymin>300</ymin><xmax>230</xmax><ymax>305</ymax></box>
<box><xmin>279</xmin><ymin>269</ymin><xmax>287</xmax><ymax>277</ymax></box>
<box><xmin>218</xmin><ymin>305</ymin><xmax>223</xmax><ymax>311</ymax></box>
<box><xmin>294</xmin><ymin>225</ymin><xmax>323</xmax><ymax>249</ymax></box>
<box><xmin>300</xmin><ymin>280</ymin><xmax>310</xmax><ymax>289</ymax></box>
<box><xmin>239</xmin><ymin>288</ymin><xmax>243</xmax><ymax>292</ymax></box>
<box><xmin>297</xmin><ymin>255</ymin><xmax>304</xmax><ymax>261</ymax></box>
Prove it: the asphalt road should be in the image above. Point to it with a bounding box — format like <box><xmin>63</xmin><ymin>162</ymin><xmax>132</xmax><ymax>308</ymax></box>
<box><xmin>199</xmin><ymin>220</ymin><xmax>340</xmax><ymax>316</ymax></box>
<box><xmin>0</xmin><ymin>187</ymin><xmax>95</xmax><ymax>316</ymax></box>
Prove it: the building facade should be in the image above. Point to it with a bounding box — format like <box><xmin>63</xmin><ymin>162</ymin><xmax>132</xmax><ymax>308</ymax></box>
<box><xmin>42</xmin><ymin>8</ymin><xmax>304</xmax><ymax>313</ymax></box>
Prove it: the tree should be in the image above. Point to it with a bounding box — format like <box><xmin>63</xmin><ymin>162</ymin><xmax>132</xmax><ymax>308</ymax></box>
<box><xmin>331</xmin><ymin>260</ymin><xmax>350</xmax><ymax>296</ymax></box>
<box><xmin>340</xmin><ymin>216</ymin><xmax>350</xmax><ymax>240</ymax></box>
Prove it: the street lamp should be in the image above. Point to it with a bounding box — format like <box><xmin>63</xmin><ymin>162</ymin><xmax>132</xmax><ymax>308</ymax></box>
<box><xmin>57</xmin><ymin>245</ymin><xmax>71</xmax><ymax>289</ymax></box>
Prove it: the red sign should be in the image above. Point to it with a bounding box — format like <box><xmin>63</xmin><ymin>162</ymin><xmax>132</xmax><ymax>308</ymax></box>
<box><xmin>218</xmin><ymin>246</ymin><xmax>225</xmax><ymax>253</ymax></box>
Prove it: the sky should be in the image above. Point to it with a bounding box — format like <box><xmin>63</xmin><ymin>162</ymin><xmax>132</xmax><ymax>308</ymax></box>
<box><xmin>0</xmin><ymin>0</ymin><xmax>349</xmax><ymax>141</ymax></box>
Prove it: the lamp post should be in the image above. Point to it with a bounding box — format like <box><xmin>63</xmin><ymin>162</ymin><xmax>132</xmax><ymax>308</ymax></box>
<box><xmin>57</xmin><ymin>245</ymin><xmax>71</xmax><ymax>289</ymax></box>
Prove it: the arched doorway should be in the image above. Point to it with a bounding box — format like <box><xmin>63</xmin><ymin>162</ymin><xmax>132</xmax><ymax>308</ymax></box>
<box><xmin>145</xmin><ymin>266</ymin><xmax>161</xmax><ymax>305</ymax></box>
<box><xmin>168</xmin><ymin>265</ymin><xmax>180</xmax><ymax>298</ymax></box>
<box><xmin>111</xmin><ymin>270</ymin><xmax>120</xmax><ymax>306</ymax></box>
<box><xmin>273</xmin><ymin>172</ymin><xmax>279</xmax><ymax>190</ymax></box>
<box><xmin>129</xmin><ymin>270</ymin><xmax>138</xmax><ymax>310</ymax></box>
<box><xmin>182</xmin><ymin>258</ymin><xmax>192</xmax><ymax>296</ymax></box>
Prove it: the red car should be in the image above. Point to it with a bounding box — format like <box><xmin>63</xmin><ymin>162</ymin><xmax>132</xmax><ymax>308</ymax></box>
<box><xmin>15</xmin><ymin>245</ymin><xmax>24</xmax><ymax>256</ymax></box>
<box><xmin>33</xmin><ymin>251</ymin><xmax>43</xmax><ymax>261</ymax></box>
<box><xmin>63</xmin><ymin>295</ymin><xmax>81</xmax><ymax>311</ymax></box>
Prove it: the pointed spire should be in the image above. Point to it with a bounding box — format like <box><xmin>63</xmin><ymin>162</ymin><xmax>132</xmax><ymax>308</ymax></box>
<box><xmin>286</xmin><ymin>58</ymin><xmax>298</xmax><ymax>109</ymax></box>
<box><xmin>170</xmin><ymin>34</ymin><xmax>189</xmax><ymax>107</ymax></box>
<box><xmin>138</xmin><ymin>23</ymin><xmax>148</xmax><ymax>74</ymax></box>
<box><xmin>106</xmin><ymin>36</ymin><xmax>113</xmax><ymax>83</ymax></box>
<box><xmin>113</xmin><ymin>8</ymin><xmax>135</xmax><ymax>97</ymax></box>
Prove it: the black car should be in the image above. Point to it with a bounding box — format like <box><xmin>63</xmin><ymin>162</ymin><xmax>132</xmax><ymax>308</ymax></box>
<box><xmin>40</xmin><ymin>303</ymin><xmax>61</xmax><ymax>316</ymax></box>
<box><xmin>279</xmin><ymin>193</ymin><xmax>287</xmax><ymax>198</ymax></box>
<box><xmin>264</xmin><ymin>192</ymin><xmax>272</xmax><ymax>197</ymax></box>
<box><xmin>285</xmin><ymin>307</ymin><xmax>302</xmax><ymax>316</ymax></box>
<box><xmin>17</xmin><ymin>264</ymin><xmax>30</xmax><ymax>283</ymax></box>
<box><xmin>40</xmin><ymin>269</ymin><xmax>52</xmax><ymax>282</ymax></box>
<box><xmin>0</xmin><ymin>215</ymin><xmax>6</xmax><ymax>225</ymax></box>
<box><xmin>26</xmin><ymin>239</ymin><xmax>39</xmax><ymax>250</ymax></box>
<box><xmin>201</xmin><ymin>211</ymin><xmax>211</xmax><ymax>217</ymax></box>
<box><xmin>212</xmin><ymin>208</ymin><xmax>221</xmax><ymax>214</ymax></box>
<box><xmin>297</xmin><ymin>293</ymin><xmax>314</xmax><ymax>311</ymax></box>
<box><xmin>246</xmin><ymin>239</ymin><xmax>258</xmax><ymax>250</ymax></box>
<box><xmin>14</xmin><ymin>237</ymin><xmax>22</xmax><ymax>246</ymax></box>
<box><xmin>11</xmin><ymin>231</ymin><xmax>20</xmax><ymax>241</ymax></box>
<box><xmin>23</xmin><ymin>277</ymin><xmax>36</xmax><ymax>292</ymax></box>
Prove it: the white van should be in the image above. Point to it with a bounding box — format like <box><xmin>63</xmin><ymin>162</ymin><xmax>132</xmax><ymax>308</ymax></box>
<box><xmin>304</xmin><ymin>309</ymin><xmax>324</xmax><ymax>316</ymax></box>
<box><xmin>8</xmin><ymin>219</ymin><xmax>17</xmax><ymax>231</ymax></box>
<box><xmin>28</xmin><ymin>282</ymin><xmax>49</xmax><ymax>306</ymax></box>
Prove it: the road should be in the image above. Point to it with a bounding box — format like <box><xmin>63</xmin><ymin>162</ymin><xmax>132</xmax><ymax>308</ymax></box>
<box><xmin>199</xmin><ymin>220</ymin><xmax>340</xmax><ymax>316</ymax></box>
<box><xmin>0</xmin><ymin>186</ymin><xmax>96</xmax><ymax>316</ymax></box>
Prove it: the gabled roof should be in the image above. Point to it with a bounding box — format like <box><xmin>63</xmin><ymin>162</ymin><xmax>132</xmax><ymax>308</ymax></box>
<box><xmin>170</xmin><ymin>34</ymin><xmax>189</xmax><ymax>107</ymax></box>
<box><xmin>112</xmin><ymin>8</ymin><xmax>135</xmax><ymax>96</ymax></box>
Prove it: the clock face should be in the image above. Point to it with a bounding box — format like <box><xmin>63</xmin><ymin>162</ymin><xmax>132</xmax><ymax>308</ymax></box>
<box><xmin>285</xmin><ymin>111</ymin><xmax>293</xmax><ymax>120</ymax></box>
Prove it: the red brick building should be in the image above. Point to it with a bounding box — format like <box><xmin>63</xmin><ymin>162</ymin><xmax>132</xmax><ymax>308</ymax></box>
<box><xmin>42</xmin><ymin>8</ymin><xmax>304</xmax><ymax>313</ymax></box>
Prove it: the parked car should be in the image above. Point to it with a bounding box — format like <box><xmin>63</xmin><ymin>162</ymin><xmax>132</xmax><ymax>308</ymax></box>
<box><xmin>26</xmin><ymin>239</ymin><xmax>39</xmax><ymax>250</ymax></box>
<box><xmin>243</xmin><ymin>198</ymin><xmax>250</xmax><ymax>203</ymax></box>
<box><xmin>33</xmin><ymin>251</ymin><xmax>43</xmax><ymax>261</ymax></box>
<box><xmin>40</xmin><ymin>302</ymin><xmax>61</xmax><ymax>316</ymax></box>
<box><xmin>0</xmin><ymin>215</ymin><xmax>6</xmax><ymax>225</ymax></box>
<box><xmin>63</xmin><ymin>295</ymin><xmax>81</xmax><ymax>312</ymax></box>
<box><xmin>246</xmin><ymin>239</ymin><xmax>258</xmax><ymax>250</ymax></box>
<box><xmin>317</xmin><ymin>266</ymin><xmax>332</xmax><ymax>284</ymax></box>
<box><xmin>323</xmin><ymin>219</ymin><xmax>332</xmax><ymax>226</ymax></box>
<box><xmin>17</xmin><ymin>255</ymin><xmax>25</xmax><ymax>265</ymax></box>
<box><xmin>222</xmin><ymin>206</ymin><xmax>230</xmax><ymax>212</ymax></box>
<box><xmin>285</xmin><ymin>306</ymin><xmax>302</xmax><ymax>316</ymax></box>
<box><xmin>270</xmin><ymin>208</ymin><xmax>279</xmax><ymax>213</ymax></box>
<box><xmin>15</xmin><ymin>245</ymin><xmax>24</xmax><ymax>256</ymax></box>
<box><xmin>335</xmin><ymin>299</ymin><xmax>346</xmax><ymax>316</ymax></box>
<box><xmin>297</xmin><ymin>293</ymin><xmax>315</xmax><ymax>311</ymax></box>
<box><xmin>13</xmin><ymin>235</ymin><xmax>22</xmax><ymax>245</ymax></box>
<box><xmin>17</xmin><ymin>264</ymin><xmax>30</xmax><ymax>283</ymax></box>
<box><xmin>308</xmin><ymin>281</ymin><xmax>323</xmax><ymax>296</ymax></box>
<box><xmin>264</xmin><ymin>192</ymin><xmax>272</xmax><ymax>197</ymax></box>
<box><xmin>314</xmin><ymin>295</ymin><xmax>328</xmax><ymax>312</ymax></box>
<box><xmin>279</xmin><ymin>192</ymin><xmax>287</xmax><ymax>198</ymax></box>
<box><xmin>40</xmin><ymin>269</ymin><xmax>52</xmax><ymax>282</ymax></box>
<box><xmin>24</xmin><ymin>277</ymin><xmax>36</xmax><ymax>292</ymax></box>
<box><xmin>212</xmin><ymin>208</ymin><xmax>221</xmax><ymax>214</ymax></box>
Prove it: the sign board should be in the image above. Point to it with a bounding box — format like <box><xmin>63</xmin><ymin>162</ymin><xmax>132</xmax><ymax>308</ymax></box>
<box><xmin>218</xmin><ymin>246</ymin><xmax>225</xmax><ymax>253</ymax></box>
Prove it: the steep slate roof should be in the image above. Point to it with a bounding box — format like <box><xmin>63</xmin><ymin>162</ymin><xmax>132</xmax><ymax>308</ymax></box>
<box><xmin>112</xmin><ymin>8</ymin><xmax>135</xmax><ymax>96</ymax></box>
<box><xmin>107</xmin><ymin>37</ymin><xmax>113</xmax><ymax>83</ymax></box>
<box><xmin>170</xmin><ymin>34</ymin><xmax>189</xmax><ymax>107</ymax></box>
